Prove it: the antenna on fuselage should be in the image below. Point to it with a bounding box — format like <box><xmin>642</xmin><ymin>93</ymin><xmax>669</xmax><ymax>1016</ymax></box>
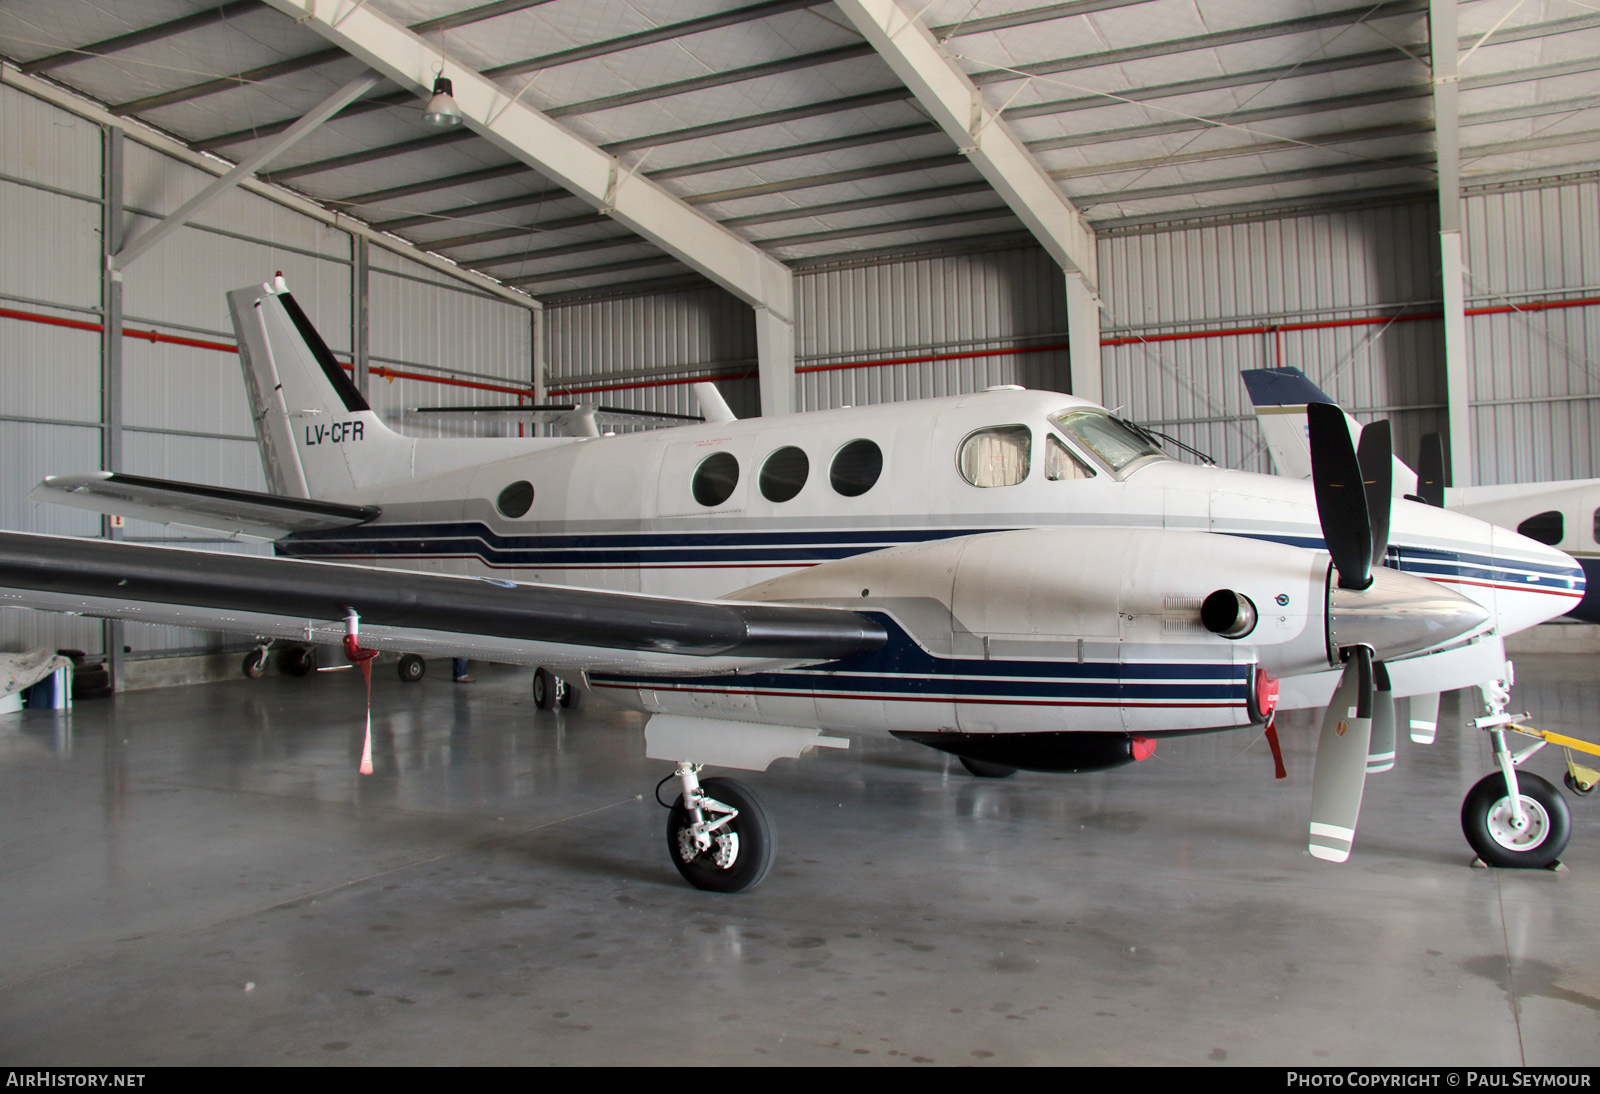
<box><xmin>693</xmin><ymin>382</ymin><xmax>737</xmax><ymax>422</ymax></box>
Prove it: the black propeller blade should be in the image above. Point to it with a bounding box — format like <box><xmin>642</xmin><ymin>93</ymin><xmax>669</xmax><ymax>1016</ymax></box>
<box><xmin>1417</xmin><ymin>432</ymin><xmax>1447</xmax><ymax>508</ymax></box>
<box><xmin>1307</xmin><ymin>402</ymin><xmax>1374</xmax><ymax>590</ymax></box>
<box><xmin>1356</xmin><ymin>419</ymin><xmax>1392</xmax><ymax>573</ymax></box>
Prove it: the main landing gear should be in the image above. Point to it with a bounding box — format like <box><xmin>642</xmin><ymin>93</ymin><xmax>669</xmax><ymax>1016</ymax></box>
<box><xmin>1460</xmin><ymin>677</ymin><xmax>1595</xmax><ymax>869</ymax></box>
<box><xmin>659</xmin><ymin>763</ymin><xmax>774</xmax><ymax>892</ymax></box>
<box><xmin>532</xmin><ymin>666</ymin><xmax>580</xmax><ymax>710</ymax></box>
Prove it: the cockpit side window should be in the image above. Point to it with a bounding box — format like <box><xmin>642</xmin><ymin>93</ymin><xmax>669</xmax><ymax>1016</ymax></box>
<box><xmin>1044</xmin><ymin>434</ymin><xmax>1095</xmax><ymax>480</ymax></box>
<box><xmin>1050</xmin><ymin>409</ymin><xmax>1166</xmax><ymax>474</ymax></box>
<box><xmin>958</xmin><ymin>425</ymin><xmax>1032</xmax><ymax>488</ymax></box>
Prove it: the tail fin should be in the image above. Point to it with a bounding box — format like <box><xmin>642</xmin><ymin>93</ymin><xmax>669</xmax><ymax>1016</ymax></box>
<box><xmin>1239</xmin><ymin>367</ymin><xmax>1418</xmax><ymax>496</ymax></box>
<box><xmin>1238</xmin><ymin>367</ymin><xmax>1331</xmax><ymax>479</ymax></box>
<box><xmin>227</xmin><ymin>276</ymin><xmax>412</xmax><ymax>499</ymax></box>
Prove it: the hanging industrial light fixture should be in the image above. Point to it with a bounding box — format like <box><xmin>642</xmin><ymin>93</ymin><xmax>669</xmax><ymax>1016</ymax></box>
<box><xmin>422</xmin><ymin>75</ymin><xmax>463</xmax><ymax>128</ymax></box>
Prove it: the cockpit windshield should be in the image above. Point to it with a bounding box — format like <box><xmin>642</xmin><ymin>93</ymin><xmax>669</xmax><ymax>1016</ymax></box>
<box><xmin>1049</xmin><ymin>409</ymin><xmax>1168</xmax><ymax>474</ymax></box>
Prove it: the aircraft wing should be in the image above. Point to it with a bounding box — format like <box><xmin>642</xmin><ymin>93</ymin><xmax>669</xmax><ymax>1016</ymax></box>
<box><xmin>27</xmin><ymin>472</ymin><xmax>380</xmax><ymax>540</ymax></box>
<box><xmin>0</xmin><ymin>531</ymin><xmax>886</xmax><ymax>675</ymax></box>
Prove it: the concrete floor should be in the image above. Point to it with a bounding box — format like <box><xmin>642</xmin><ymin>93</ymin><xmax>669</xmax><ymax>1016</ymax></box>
<box><xmin>2</xmin><ymin>655</ymin><xmax>1598</xmax><ymax>1067</ymax></box>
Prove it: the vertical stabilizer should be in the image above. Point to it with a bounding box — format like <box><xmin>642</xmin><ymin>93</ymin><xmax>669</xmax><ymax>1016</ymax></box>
<box><xmin>227</xmin><ymin>277</ymin><xmax>413</xmax><ymax>499</ymax></box>
<box><xmin>1239</xmin><ymin>367</ymin><xmax>1418</xmax><ymax>495</ymax></box>
<box><xmin>693</xmin><ymin>381</ymin><xmax>737</xmax><ymax>422</ymax></box>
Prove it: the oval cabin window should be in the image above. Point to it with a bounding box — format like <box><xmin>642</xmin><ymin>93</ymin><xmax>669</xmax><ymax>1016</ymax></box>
<box><xmin>759</xmin><ymin>446</ymin><xmax>809</xmax><ymax>503</ymax></box>
<box><xmin>1518</xmin><ymin>510</ymin><xmax>1564</xmax><ymax>546</ymax></box>
<box><xmin>496</xmin><ymin>480</ymin><xmax>534</xmax><ymax>518</ymax></box>
<box><xmin>830</xmin><ymin>439</ymin><xmax>883</xmax><ymax>497</ymax></box>
<box><xmin>692</xmin><ymin>451</ymin><xmax>740</xmax><ymax>507</ymax></box>
<box><xmin>958</xmin><ymin>425</ymin><xmax>1032</xmax><ymax>488</ymax></box>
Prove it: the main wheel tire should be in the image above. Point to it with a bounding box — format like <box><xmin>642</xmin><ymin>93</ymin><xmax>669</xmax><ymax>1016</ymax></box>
<box><xmin>959</xmin><ymin>755</ymin><xmax>1018</xmax><ymax>778</ymax></box>
<box><xmin>397</xmin><ymin>654</ymin><xmax>426</xmax><ymax>683</ymax></box>
<box><xmin>282</xmin><ymin>646</ymin><xmax>317</xmax><ymax>678</ymax></box>
<box><xmin>533</xmin><ymin>666</ymin><xmax>556</xmax><ymax>710</ymax></box>
<box><xmin>1461</xmin><ymin>771</ymin><xmax>1571</xmax><ymax>868</ymax></box>
<box><xmin>241</xmin><ymin>649</ymin><xmax>268</xmax><ymax>679</ymax></box>
<box><xmin>666</xmin><ymin>777</ymin><xmax>775</xmax><ymax>893</ymax></box>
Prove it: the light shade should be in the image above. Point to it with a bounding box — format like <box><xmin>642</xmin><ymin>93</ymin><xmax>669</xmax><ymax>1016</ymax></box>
<box><xmin>422</xmin><ymin>76</ymin><xmax>463</xmax><ymax>128</ymax></box>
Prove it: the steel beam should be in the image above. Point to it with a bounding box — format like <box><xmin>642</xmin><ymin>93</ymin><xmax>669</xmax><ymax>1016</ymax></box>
<box><xmin>1065</xmin><ymin>272</ymin><xmax>1102</xmax><ymax>405</ymax></box>
<box><xmin>261</xmin><ymin>0</ymin><xmax>794</xmax><ymax>411</ymax></box>
<box><xmin>101</xmin><ymin>125</ymin><xmax>125</xmax><ymax>691</ymax></box>
<box><xmin>836</xmin><ymin>0</ymin><xmax>1098</xmax><ymax>291</ymax></box>
<box><xmin>113</xmin><ymin>72</ymin><xmax>382</xmax><ymax>270</ymax></box>
<box><xmin>1432</xmin><ymin>0</ymin><xmax>1472</xmax><ymax>487</ymax></box>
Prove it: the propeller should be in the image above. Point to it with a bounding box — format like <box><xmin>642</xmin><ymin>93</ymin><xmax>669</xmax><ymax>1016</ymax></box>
<box><xmin>1301</xmin><ymin>405</ymin><xmax>1488</xmax><ymax>860</ymax></box>
<box><xmin>1305</xmin><ymin>403</ymin><xmax>1393</xmax><ymax>861</ymax></box>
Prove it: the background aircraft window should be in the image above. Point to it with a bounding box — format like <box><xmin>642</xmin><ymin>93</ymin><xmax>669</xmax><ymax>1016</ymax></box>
<box><xmin>830</xmin><ymin>439</ymin><xmax>882</xmax><ymax>497</ymax></box>
<box><xmin>496</xmin><ymin>480</ymin><xmax>534</xmax><ymax>518</ymax></box>
<box><xmin>1518</xmin><ymin>510</ymin><xmax>1564</xmax><ymax>545</ymax></box>
<box><xmin>1051</xmin><ymin>409</ymin><xmax>1165</xmax><ymax>473</ymax></box>
<box><xmin>692</xmin><ymin>451</ymin><xmax>740</xmax><ymax>506</ymax></box>
<box><xmin>1044</xmin><ymin>435</ymin><xmax>1095</xmax><ymax>480</ymax></box>
<box><xmin>759</xmin><ymin>445</ymin><xmax>809</xmax><ymax>502</ymax></box>
<box><xmin>958</xmin><ymin>425</ymin><xmax>1031</xmax><ymax>487</ymax></box>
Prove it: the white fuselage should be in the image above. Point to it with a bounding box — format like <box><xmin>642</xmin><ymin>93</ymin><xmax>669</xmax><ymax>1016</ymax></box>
<box><xmin>278</xmin><ymin>388</ymin><xmax>1582</xmax><ymax>643</ymax></box>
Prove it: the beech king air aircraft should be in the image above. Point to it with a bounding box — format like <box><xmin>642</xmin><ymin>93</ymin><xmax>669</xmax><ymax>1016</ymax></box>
<box><xmin>0</xmin><ymin>278</ymin><xmax>1587</xmax><ymax>891</ymax></box>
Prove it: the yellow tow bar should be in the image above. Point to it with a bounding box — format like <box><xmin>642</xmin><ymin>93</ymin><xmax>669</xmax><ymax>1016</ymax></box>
<box><xmin>1508</xmin><ymin>723</ymin><xmax>1600</xmax><ymax>795</ymax></box>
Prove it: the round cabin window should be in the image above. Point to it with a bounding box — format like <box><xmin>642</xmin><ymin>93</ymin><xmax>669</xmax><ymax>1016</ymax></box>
<box><xmin>693</xmin><ymin>451</ymin><xmax>740</xmax><ymax>507</ymax></box>
<box><xmin>830</xmin><ymin>439</ymin><xmax>883</xmax><ymax>497</ymax></box>
<box><xmin>759</xmin><ymin>446</ymin><xmax>809</xmax><ymax>503</ymax></box>
<box><xmin>496</xmin><ymin>480</ymin><xmax>534</xmax><ymax>518</ymax></box>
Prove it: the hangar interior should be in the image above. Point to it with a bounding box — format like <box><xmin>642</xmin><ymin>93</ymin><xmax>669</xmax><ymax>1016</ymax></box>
<box><xmin>2</xmin><ymin>0</ymin><xmax>1599</xmax><ymax>1067</ymax></box>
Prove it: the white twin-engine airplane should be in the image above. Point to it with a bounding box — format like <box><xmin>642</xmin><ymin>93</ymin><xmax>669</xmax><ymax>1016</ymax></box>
<box><xmin>0</xmin><ymin>277</ymin><xmax>1585</xmax><ymax>892</ymax></box>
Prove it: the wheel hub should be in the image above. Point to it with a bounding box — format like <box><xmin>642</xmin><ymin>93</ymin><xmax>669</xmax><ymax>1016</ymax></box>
<box><xmin>1486</xmin><ymin>795</ymin><xmax>1551</xmax><ymax>851</ymax></box>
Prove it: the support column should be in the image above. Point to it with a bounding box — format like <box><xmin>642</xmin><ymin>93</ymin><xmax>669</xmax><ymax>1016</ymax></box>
<box><xmin>352</xmin><ymin>234</ymin><xmax>370</xmax><ymax>396</ymax></box>
<box><xmin>531</xmin><ymin>301</ymin><xmax>546</xmax><ymax>437</ymax></box>
<box><xmin>1065</xmin><ymin>271</ymin><xmax>1102</xmax><ymax>405</ymax></box>
<box><xmin>1432</xmin><ymin>0</ymin><xmax>1472</xmax><ymax>486</ymax></box>
<box><xmin>754</xmin><ymin>308</ymin><xmax>795</xmax><ymax>417</ymax></box>
<box><xmin>100</xmin><ymin>125</ymin><xmax>125</xmax><ymax>690</ymax></box>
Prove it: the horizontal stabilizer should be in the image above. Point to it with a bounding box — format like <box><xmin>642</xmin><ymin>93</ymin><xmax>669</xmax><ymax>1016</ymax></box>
<box><xmin>29</xmin><ymin>472</ymin><xmax>380</xmax><ymax>540</ymax></box>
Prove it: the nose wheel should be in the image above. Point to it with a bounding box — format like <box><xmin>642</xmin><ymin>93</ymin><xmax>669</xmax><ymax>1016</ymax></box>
<box><xmin>1464</xmin><ymin>682</ymin><xmax>1583</xmax><ymax>869</ymax></box>
<box><xmin>1462</xmin><ymin>771</ymin><xmax>1571</xmax><ymax>869</ymax></box>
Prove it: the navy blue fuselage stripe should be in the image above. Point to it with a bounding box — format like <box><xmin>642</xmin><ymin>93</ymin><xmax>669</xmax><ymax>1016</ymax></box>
<box><xmin>279</xmin><ymin>520</ymin><xmax>1584</xmax><ymax>591</ymax></box>
<box><xmin>590</xmin><ymin>614</ymin><xmax>1253</xmax><ymax>701</ymax></box>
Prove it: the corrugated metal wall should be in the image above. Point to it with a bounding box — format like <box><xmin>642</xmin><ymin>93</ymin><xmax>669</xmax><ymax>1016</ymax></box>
<box><xmin>370</xmin><ymin>256</ymin><xmax>535</xmax><ymax>440</ymax></box>
<box><xmin>1464</xmin><ymin>177</ymin><xmax>1600</xmax><ymax>485</ymax></box>
<box><xmin>0</xmin><ymin>81</ymin><xmax>535</xmax><ymax>661</ymax></box>
<box><xmin>1099</xmin><ymin>203</ymin><xmax>1447</xmax><ymax>475</ymax></box>
<box><xmin>544</xmin><ymin>286</ymin><xmax>760</xmax><ymax>422</ymax></box>
<box><xmin>542</xmin><ymin>247</ymin><xmax>1069</xmax><ymax>422</ymax></box>
<box><xmin>545</xmin><ymin>186</ymin><xmax>1597</xmax><ymax>492</ymax></box>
